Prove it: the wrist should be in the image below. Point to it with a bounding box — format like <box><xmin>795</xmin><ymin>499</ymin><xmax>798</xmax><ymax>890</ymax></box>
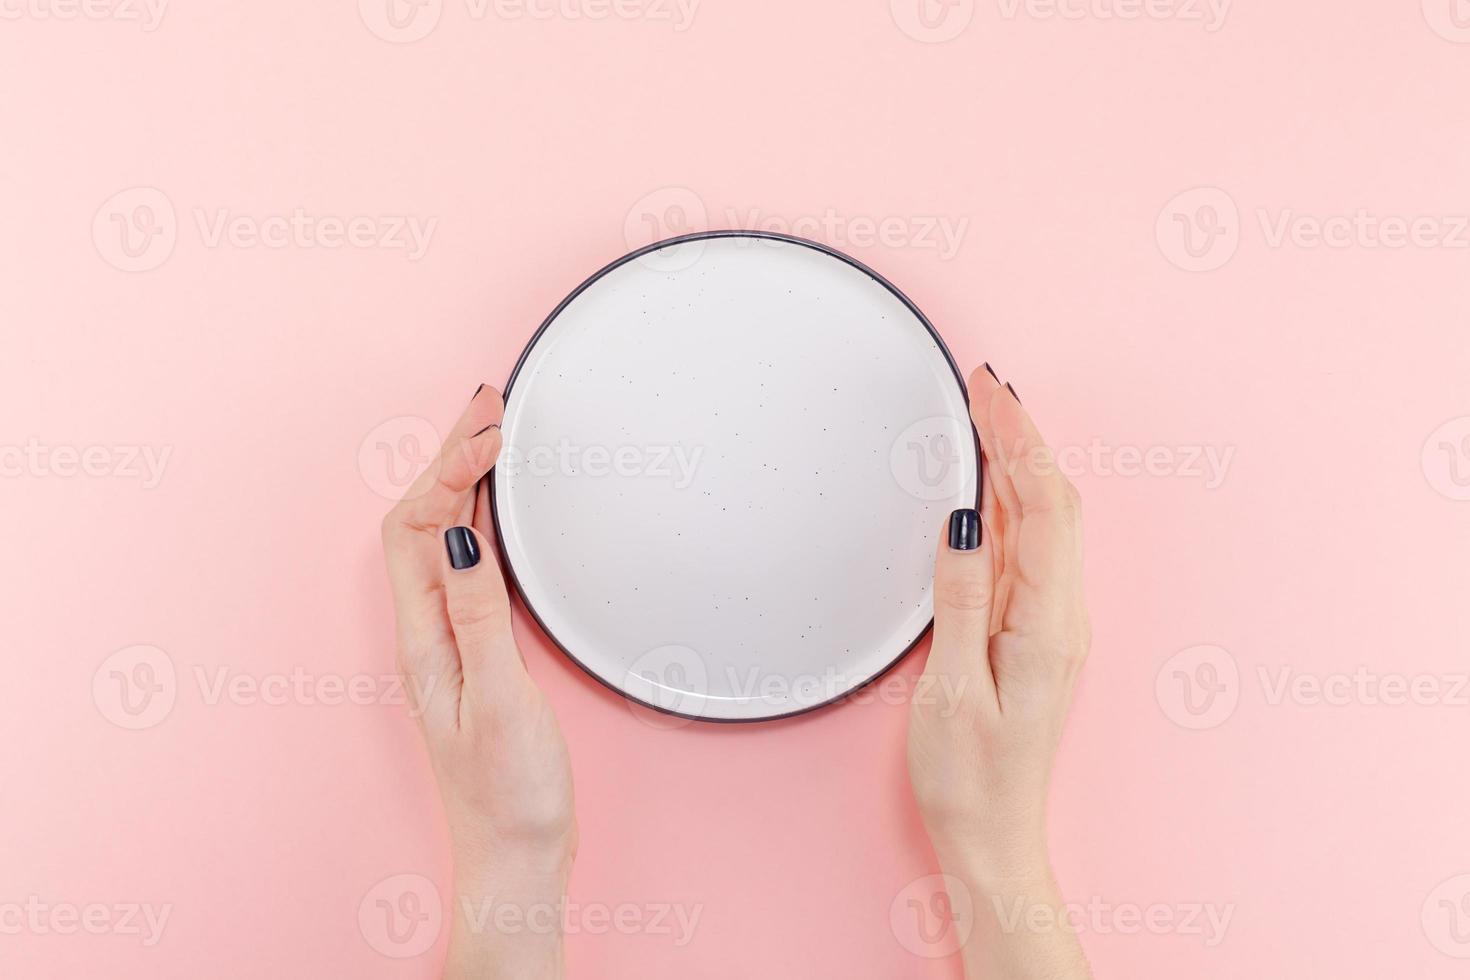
<box><xmin>446</xmin><ymin>850</ymin><xmax>573</xmax><ymax>980</ymax></box>
<box><xmin>449</xmin><ymin>820</ymin><xmax>577</xmax><ymax>880</ymax></box>
<box><xmin>929</xmin><ymin>827</ymin><xmax>1052</xmax><ymax>896</ymax></box>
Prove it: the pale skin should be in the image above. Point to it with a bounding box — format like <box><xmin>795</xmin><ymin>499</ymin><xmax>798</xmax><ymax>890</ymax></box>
<box><xmin>381</xmin><ymin>366</ymin><xmax>1090</xmax><ymax>979</ymax></box>
<box><xmin>909</xmin><ymin>366</ymin><xmax>1092</xmax><ymax>979</ymax></box>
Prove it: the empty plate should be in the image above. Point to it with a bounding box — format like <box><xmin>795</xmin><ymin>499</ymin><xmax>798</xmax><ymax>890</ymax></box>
<box><xmin>492</xmin><ymin>232</ymin><xmax>977</xmax><ymax>722</ymax></box>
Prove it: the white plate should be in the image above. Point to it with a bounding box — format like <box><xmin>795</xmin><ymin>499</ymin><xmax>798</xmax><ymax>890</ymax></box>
<box><xmin>492</xmin><ymin>232</ymin><xmax>978</xmax><ymax>722</ymax></box>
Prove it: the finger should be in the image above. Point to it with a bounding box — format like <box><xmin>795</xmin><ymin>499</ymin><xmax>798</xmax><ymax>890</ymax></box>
<box><xmin>393</xmin><ymin>387</ymin><xmax>505</xmax><ymax>535</ymax></box>
<box><xmin>986</xmin><ymin>386</ymin><xmax>1086</xmax><ymax>638</ymax></box>
<box><xmin>978</xmin><ymin>445</ymin><xmax>1008</xmax><ymax>636</ymax></box>
<box><xmin>380</xmin><ymin>387</ymin><xmax>503</xmax><ymax>730</ymax></box>
<box><xmin>924</xmin><ymin>507</ymin><xmax>997</xmax><ymax>712</ymax></box>
<box><xmin>382</xmin><ymin>401</ymin><xmax>504</xmax><ymax>608</ymax></box>
<box><xmin>472</xmin><ymin>474</ymin><xmax>492</xmax><ymax>538</ymax></box>
<box><xmin>441</xmin><ymin>525</ymin><xmax>525</xmax><ymax>711</ymax></box>
<box><xmin>968</xmin><ymin>365</ymin><xmax>1017</xmax><ymax>634</ymax></box>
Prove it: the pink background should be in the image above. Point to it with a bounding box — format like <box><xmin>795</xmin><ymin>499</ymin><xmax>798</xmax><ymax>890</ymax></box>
<box><xmin>3</xmin><ymin>0</ymin><xmax>1469</xmax><ymax>976</ymax></box>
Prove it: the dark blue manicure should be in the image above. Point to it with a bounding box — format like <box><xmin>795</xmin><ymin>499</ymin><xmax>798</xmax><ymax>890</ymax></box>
<box><xmin>445</xmin><ymin>526</ymin><xmax>481</xmax><ymax>570</ymax></box>
<box><xmin>948</xmin><ymin>509</ymin><xmax>980</xmax><ymax>551</ymax></box>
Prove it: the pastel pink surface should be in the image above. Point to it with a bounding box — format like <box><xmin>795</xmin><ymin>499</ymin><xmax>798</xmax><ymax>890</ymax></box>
<box><xmin>2</xmin><ymin>1</ymin><xmax>1469</xmax><ymax>977</ymax></box>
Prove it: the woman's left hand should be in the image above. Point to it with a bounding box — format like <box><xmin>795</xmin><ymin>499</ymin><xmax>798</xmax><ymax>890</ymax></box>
<box><xmin>381</xmin><ymin>384</ymin><xmax>576</xmax><ymax>979</ymax></box>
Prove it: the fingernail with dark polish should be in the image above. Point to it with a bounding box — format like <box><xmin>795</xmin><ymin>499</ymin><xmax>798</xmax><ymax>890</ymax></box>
<box><xmin>472</xmin><ymin>383</ymin><xmax>485</xmax><ymax>400</ymax></box>
<box><xmin>445</xmin><ymin>526</ymin><xmax>481</xmax><ymax>570</ymax></box>
<box><xmin>983</xmin><ymin>362</ymin><xmax>1000</xmax><ymax>384</ymax></box>
<box><xmin>1005</xmin><ymin>382</ymin><xmax>1021</xmax><ymax>404</ymax></box>
<box><xmin>948</xmin><ymin>508</ymin><xmax>980</xmax><ymax>551</ymax></box>
<box><xmin>471</xmin><ymin>423</ymin><xmax>499</xmax><ymax>439</ymax></box>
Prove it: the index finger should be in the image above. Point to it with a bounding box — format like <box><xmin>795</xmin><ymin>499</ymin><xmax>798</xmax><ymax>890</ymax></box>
<box><xmin>985</xmin><ymin>386</ymin><xmax>1085</xmax><ymax>624</ymax></box>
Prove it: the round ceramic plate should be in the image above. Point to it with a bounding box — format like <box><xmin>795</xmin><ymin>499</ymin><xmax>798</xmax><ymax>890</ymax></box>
<box><xmin>492</xmin><ymin>232</ymin><xmax>978</xmax><ymax>722</ymax></box>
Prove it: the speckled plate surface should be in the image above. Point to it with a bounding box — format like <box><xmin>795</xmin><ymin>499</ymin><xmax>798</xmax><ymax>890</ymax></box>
<box><xmin>492</xmin><ymin>232</ymin><xmax>978</xmax><ymax>722</ymax></box>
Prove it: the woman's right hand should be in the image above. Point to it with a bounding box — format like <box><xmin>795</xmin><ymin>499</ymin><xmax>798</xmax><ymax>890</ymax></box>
<box><xmin>907</xmin><ymin>365</ymin><xmax>1092</xmax><ymax>979</ymax></box>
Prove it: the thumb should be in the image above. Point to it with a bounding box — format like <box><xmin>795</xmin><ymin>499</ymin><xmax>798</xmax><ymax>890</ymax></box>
<box><xmin>925</xmin><ymin>508</ymin><xmax>997</xmax><ymax>700</ymax></box>
<box><xmin>442</xmin><ymin>525</ymin><xmax>526</xmax><ymax>705</ymax></box>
